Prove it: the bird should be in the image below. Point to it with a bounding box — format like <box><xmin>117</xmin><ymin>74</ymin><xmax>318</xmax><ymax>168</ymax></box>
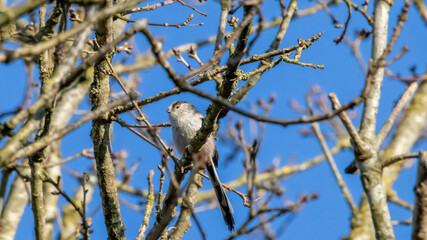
<box><xmin>167</xmin><ymin>101</ymin><xmax>235</xmax><ymax>231</ymax></box>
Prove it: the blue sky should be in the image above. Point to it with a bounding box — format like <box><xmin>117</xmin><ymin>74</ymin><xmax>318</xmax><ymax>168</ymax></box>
<box><xmin>1</xmin><ymin>0</ymin><xmax>427</xmax><ymax>239</ymax></box>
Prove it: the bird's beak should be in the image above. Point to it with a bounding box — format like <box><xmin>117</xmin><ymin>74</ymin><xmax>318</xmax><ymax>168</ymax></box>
<box><xmin>167</xmin><ymin>107</ymin><xmax>171</xmax><ymax>113</ymax></box>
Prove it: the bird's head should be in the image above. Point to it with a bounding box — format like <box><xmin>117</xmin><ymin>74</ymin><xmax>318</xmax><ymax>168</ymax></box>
<box><xmin>167</xmin><ymin>101</ymin><xmax>199</xmax><ymax>120</ymax></box>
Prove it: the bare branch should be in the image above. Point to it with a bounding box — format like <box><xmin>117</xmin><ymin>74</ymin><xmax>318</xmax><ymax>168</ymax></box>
<box><xmin>381</xmin><ymin>152</ymin><xmax>419</xmax><ymax>168</ymax></box>
<box><xmin>9</xmin><ymin>94</ymin><xmax>135</xmax><ymax>164</ymax></box>
<box><xmin>329</xmin><ymin>93</ymin><xmax>369</xmax><ymax>154</ymax></box>
<box><xmin>376</xmin><ymin>82</ymin><xmax>418</xmax><ymax>147</ymax></box>
<box><xmin>412</xmin><ymin>151</ymin><xmax>427</xmax><ymax>240</ymax></box>
<box><xmin>0</xmin><ymin>0</ymin><xmax>48</xmax><ymax>26</ymax></box>
<box><xmin>311</xmin><ymin>122</ymin><xmax>357</xmax><ymax>214</ymax></box>
<box><xmin>0</xmin><ymin>161</ymin><xmax>31</xmax><ymax>239</ymax></box>
<box><xmin>136</xmin><ymin>170</ymin><xmax>155</xmax><ymax>240</ymax></box>
<box><xmin>413</xmin><ymin>0</ymin><xmax>427</xmax><ymax>25</ymax></box>
<box><xmin>334</xmin><ymin>0</ymin><xmax>352</xmax><ymax>44</ymax></box>
<box><xmin>0</xmin><ymin>0</ymin><xmax>142</xmax><ymax>63</ymax></box>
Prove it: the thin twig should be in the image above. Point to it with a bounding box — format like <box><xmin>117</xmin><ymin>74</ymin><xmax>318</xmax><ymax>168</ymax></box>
<box><xmin>198</xmin><ymin>172</ymin><xmax>250</xmax><ymax>207</ymax></box>
<box><xmin>136</xmin><ymin>170</ymin><xmax>155</xmax><ymax>240</ymax></box>
<box><xmin>175</xmin><ymin>0</ymin><xmax>207</xmax><ymax>16</ymax></box>
<box><xmin>122</xmin><ymin>0</ymin><xmax>175</xmax><ymax>15</ymax></box>
<box><xmin>387</xmin><ymin>190</ymin><xmax>413</xmax><ymax>211</ymax></box>
<box><xmin>227</xmin><ymin>193</ymin><xmax>319</xmax><ymax>240</ymax></box>
<box><xmin>311</xmin><ymin>122</ymin><xmax>357</xmax><ymax>214</ymax></box>
<box><xmin>282</xmin><ymin>55</ymin><xmax>324</xmax><ymax>69</ymax></box>
<box><xmin>385</xmin><ymin>45</ymin><xmax>408</xmax><ymax>66</ymax></box>
<box><xmin>81</xmin><ymin>172</ymin><xmax>91</xmax><ymax>240</ymax></box>
<box><xmin>376</xmin><ymin>81</ymin><xmax>418</xmax><ymax>147</ymax></box>
<box><xmin>381</xmin><ymin>152</ymin><xmax>420</xmax><ymax>168</ymax></box>
<box><xmin>344</xmin><ymin>0</ymin><xmax>373</xmax><ymax>25</ymax></box>
<box><xmin>120</xmin><ymin>122</ymin><xmax>171</xmax><ymax>128</ymax></box>
<box><xmin>334</xmin><ymin>0</ymin><xmax>351</xmax><ymax>44</ymax></box>
<box><xmin>42</xmin><ymin>173</ymin><xmax>87</xmax><ymax>230</ymax></box>
<box><xmin>329</xmin><ymin>93</ymin><xmax>369</xmax><ymax>154</ymax></box>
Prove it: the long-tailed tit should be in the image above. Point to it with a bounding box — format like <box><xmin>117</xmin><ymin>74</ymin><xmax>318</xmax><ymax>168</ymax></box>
<box><xmin>167</xmin><ymin>101</ymin><xmax>235</xmax><ymax>231</ymax></box>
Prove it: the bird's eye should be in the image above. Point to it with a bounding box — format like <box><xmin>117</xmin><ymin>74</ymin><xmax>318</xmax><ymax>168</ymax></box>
<box><xmin>175</xmin><ymin>105</ymin><xmax>180</xmax><ymax>109</ymax></box>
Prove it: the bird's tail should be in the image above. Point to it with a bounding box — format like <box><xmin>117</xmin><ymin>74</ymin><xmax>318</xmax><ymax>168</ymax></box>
<box><xmin>206</xmin><ymin>164</ymin><xmax>235</xmax><ymax>231</ymax></box>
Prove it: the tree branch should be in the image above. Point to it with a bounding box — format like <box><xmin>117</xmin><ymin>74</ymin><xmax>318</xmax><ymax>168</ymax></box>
<box><xmin>412</xmin><ymin>151</ymin><xmax>427</xmax><ymax>240</ymax></box>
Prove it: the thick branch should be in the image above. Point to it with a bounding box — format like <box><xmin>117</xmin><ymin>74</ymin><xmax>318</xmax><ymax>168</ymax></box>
<box><xmin>0</xmin><ymin>161</ymin><xmax>31</xmax><ymax>239</ymax></box>
<box><xmin>412</xmin><ymin>151</ymin><xmax>427</xmax><ymax>240</ymax></box>
<box><xmin>0</xmin><ymin>0</ymin><xmax>48</xmax><ymax>26</ymax></box>
<box><xmin>359</xmin><ymin>0</ymin><xmax>391</xmax><ymax>140</ymax></box>
<box><xmin>89</xmin><ymin>0</ymin><xmax>126</xmax><ymax>237</ymax></box>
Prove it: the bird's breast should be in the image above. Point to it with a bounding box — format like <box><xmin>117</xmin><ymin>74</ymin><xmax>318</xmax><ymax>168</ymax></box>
<box><xmin>171</xmin><ymin>116</ymin><xmax>202</xmax><ymax>154</ymax></box>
